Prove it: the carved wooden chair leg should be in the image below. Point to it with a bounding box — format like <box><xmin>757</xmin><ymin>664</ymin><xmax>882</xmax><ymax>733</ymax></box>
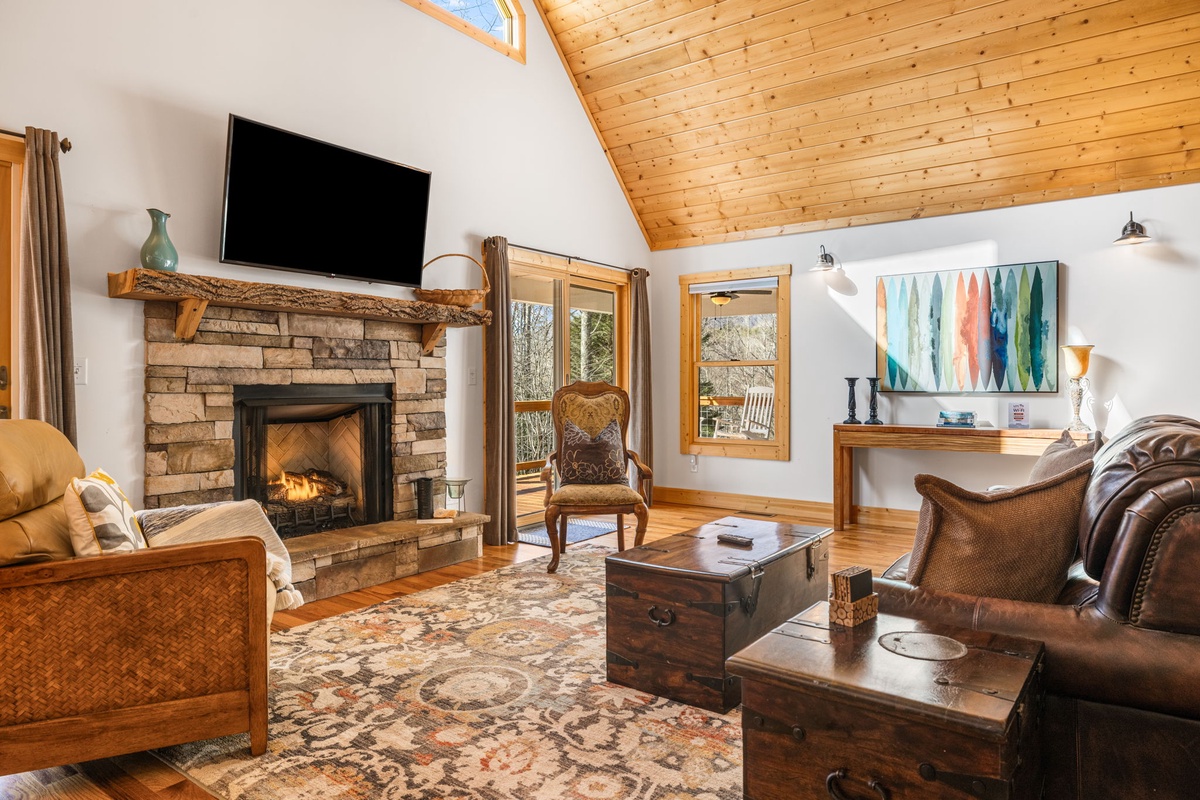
<box><xmin>616</xmin><ymin>513</ymin><xmax>626</xmax><ymax>550</ymax></box>
<box><xmin>545</xmin><ymin>505</ymin><xmax>562</xmax><ymax>573</ymax></box>
<box><xmin>559</xmin><ymin>512</ymin><xmax>570</xmax><ymax>564</ymax></box>
<box><xmin>634</xmin><ymin>502</ymin><xmax>648</xmax><ymax>546</ymax></box>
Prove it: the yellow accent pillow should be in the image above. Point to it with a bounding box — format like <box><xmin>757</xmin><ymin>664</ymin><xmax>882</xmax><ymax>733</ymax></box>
<box><xmin>63</xmin><ymin>469</ymin><xmax>146</xmax><ymax>557</ymax></box>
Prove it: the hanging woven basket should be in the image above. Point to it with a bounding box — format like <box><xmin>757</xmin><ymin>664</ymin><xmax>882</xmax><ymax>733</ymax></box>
<box><xmin>412</xmin><ymin>253</ymin><xmax>491</xmax><ymax>307</ymax></box>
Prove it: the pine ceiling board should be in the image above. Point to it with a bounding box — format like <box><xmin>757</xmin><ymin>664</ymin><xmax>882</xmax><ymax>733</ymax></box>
<box><xmin>592</xmin><ymin>0</ymin><xmax>1125</xmax><ymax>149</ymax></box>
<box><xmin>1116</xmin><ymin>149</ymin><xmax>1196</xmax><ymax>177</ymax></box>
<box><xmin>553</xmin><ymin>0</ymin><xmax>714</xmax><ymax>50</ymax></box>
<box><xmin>807</xmin><ymin>0</ymin><xmax>1012</xmax><ymax>52</ymax></box>
<box><xmin>537</xmin><ymin>0</ymin><xmax>1200</xmax><ymax>248</ymax></box>
<box><xmin>607</xmin><ymin>37</ymin><xmax>1196</xmax><ymax>168</ymax></box>
<box><xmin>628</xmin><ymin>77</ymin><xmax>1200</xmax><ymax>224</ymax></box>
<box><xmin>850</xmin><ymin>126</ymin><xmax>1196</xmax><ymax>198</ymax></box>
<box><xmin>561</xmin><ymin>0</ymin><xmax>801</xmax><ymax>64</ymax></box>
<box><xmin>584</xmin><ymin>0</ymin><xmax>894</xmax><ymax>114</ymax></box>
<box><xmin>541</xmin><ymin>0</ymin><xmax>649</xmax><ymax>34</ymax></box>
<box><xmin>975</xmin><ymin>71</ymin><xmax>1200</xmax><ymax>134</ymax></box>
<box><xmin>648</xmin><ymin>164</ymin><xmax>1134</xmax><ymax>247</ymax></box>
<box><xmin>567</xmin><ymin>0</ymin><xmax>819</xmax><ymax>73</ymax></box>
<box><xmin>576</xmin><ymin>0</ymin><xmax>906</xmax><ymax>94</ymax></box>
<box><xmin>626</xmin><ymin>96</ymin><xmax>1197</xmax><ymax>202</ymax></box>
<box><xmin>605</xmin><ymin>0</ymin><xmax>1186</xmax><ymax>165</ymax></box>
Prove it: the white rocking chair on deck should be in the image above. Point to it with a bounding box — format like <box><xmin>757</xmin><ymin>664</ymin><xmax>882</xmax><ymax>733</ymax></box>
<box><xmin>713</xmin><ymin>386</ymin><xmax>775</xmax><ymax>439</ymax></box>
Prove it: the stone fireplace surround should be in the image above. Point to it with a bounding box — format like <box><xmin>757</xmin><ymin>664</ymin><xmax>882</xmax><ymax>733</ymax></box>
<box><xmin>136</xmin><ymin>297</ymin><xmax>484</xmax><ymax>601</ymax></box>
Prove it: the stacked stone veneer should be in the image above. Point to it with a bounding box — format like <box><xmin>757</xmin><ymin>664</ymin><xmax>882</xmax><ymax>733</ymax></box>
<box><xmin>141</xmin><ymin>300</ymin><xmax>446</xmax><ymax>515</ymax></box>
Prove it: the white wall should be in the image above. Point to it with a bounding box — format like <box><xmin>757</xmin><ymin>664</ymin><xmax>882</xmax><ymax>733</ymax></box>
<box><xmin>650</xmin><ymin>183</ymin><xmax>1200</xmax><ymax>511</ymax></box>
<box><xmin>0</xmin><ymin>0</ymin><xmax>649</xmax><ymax>507</ymax></box>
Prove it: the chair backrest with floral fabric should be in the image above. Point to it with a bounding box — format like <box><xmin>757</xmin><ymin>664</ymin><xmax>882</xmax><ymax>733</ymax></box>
<box><xmin>551</xmin><ymin>381</ymin><xmax>632</xmax><ymax>486</ymax></box>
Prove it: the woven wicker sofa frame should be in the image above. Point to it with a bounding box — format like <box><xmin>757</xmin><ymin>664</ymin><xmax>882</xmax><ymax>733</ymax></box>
<box><xmin>0</xmin><ymin>537</ymin><xmax>268</xmax><ymax>775</ymax></box>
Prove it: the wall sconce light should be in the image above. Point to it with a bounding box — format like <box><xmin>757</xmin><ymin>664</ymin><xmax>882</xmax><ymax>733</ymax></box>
<box><xmin>811</xmin><ymin>245</ymin><xmax>836</xmax><ymax>272</ymax></box>
<box><xmin>1113</xmin><ymin>212</ymin><xmax>1151</xmax><ymax>245</ymax></box>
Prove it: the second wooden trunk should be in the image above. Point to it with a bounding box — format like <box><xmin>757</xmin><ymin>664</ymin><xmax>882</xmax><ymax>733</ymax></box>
<box><xmin>604</xmin><ymin>516</ymin><xmax>830</xmax><ymax>712</ymax></box>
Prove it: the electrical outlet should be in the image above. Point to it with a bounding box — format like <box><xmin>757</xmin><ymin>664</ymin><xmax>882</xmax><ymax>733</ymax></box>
<box><xmin>690</xmin><ymin>455</ymin><xmax>698</xmax><ymax>473</ymax></box>
<box><xmin>467</xmin><ymin>367</ymin><xmax>478</xmax><ymax>386</ymax></box>
<box><xmin>73</xmin><ymin>358</ymin><xmax>88</xmax><ymax>385</ymax></box>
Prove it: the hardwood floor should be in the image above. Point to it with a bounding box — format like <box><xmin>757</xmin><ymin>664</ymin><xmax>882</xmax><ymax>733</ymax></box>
<box><xmin>0</xmin><ymin>503</ymin><xmax>915</xmax><ymax>799</ymax></box>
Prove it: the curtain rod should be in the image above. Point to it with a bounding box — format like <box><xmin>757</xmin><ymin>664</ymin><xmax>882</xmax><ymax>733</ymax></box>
<box><xmin>509</xmin><ymin>242</ymin><xmax>633</xmax><ymax>273</ymax></box>
<box><xmin>0</xmin><ymin>128</ymin><xmax>72</xmax><ymax>153</ymax></box>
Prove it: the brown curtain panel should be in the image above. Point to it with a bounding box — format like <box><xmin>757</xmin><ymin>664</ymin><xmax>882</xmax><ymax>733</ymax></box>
<box><xmin>629</xmin><ymin>268</ymin><xmax>653</xmax><ymax>504</ymax></box>
<box><xmin>483</xmin><ymin>236</ymin><xmax>517</xmax><ymax>545</ymax></box>
<box><xmin>19</xmin><ymin>127</ymin><xmax>76</xmax><ymax>446</ymax></box>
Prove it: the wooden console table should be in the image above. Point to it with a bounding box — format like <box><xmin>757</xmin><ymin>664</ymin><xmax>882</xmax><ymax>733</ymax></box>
<box><xmin>833</xmin><ymin>424</ymin><xmax>1078</xmax><ymax>531</ymax></box>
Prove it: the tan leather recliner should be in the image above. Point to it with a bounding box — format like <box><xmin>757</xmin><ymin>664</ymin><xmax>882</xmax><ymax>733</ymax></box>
<box><xmin>0</xmin><ymin>419</ymin><xmax>269</xmax><ymax>776</ymax></box>
<box><xmin>875</xmin><ymin>415</ymin><xmax>1200</xmax><ymax>799</ymax></box>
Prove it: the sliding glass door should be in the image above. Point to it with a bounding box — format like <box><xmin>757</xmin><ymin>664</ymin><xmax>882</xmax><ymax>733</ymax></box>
<box><xmin>509</xmin><ymin>250</ymin><xmax>628</xmax><ymax>526</ymax></box>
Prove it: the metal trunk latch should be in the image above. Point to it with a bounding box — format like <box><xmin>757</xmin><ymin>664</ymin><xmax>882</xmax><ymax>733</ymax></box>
<box><xmin>740</xmin><ymin>565</ymin><xmax>765</xmax><ymax>616</ymax></box>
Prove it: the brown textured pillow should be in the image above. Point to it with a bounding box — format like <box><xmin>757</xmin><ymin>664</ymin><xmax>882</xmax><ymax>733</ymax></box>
<box><xmin>559</xmin><ymin>420</ymin><xmax>626</xmax><ymax>485</ymax></box>
<box><xmin>907</xmin><ymin>460</ymin><xmax>1094</xmax><ymax>602</ymax></box>
<box><xmin>1028</xmin><ymin>430</ymin><xmax>1105</xmax><ymax>483</ymax></box>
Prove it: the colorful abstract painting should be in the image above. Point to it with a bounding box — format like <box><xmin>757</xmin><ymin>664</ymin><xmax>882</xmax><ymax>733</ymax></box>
<box><xmin>876</xmin><ymin>261</ymin><xmax>1058</xmax><ymax>393</ymax></box>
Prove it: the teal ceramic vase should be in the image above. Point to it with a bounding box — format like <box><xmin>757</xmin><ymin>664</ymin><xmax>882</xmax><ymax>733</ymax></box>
<box><xmin>140</xmin><ymin>208</ymin><xmax>178</xmax><ymax>271</ymax></box>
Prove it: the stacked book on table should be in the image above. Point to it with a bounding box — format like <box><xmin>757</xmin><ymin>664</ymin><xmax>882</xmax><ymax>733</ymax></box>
<box><xmin>936</xmin><ymin>410</ymin><xmax>976</xmax><ymax>428</ymax></box>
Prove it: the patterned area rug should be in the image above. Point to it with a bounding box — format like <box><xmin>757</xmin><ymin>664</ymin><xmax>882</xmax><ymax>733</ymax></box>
<box><xmin>156</xmin><ymin>546</ymin><xmax>742</xmax><ymax>799</ymax></box>
<box><xmin>517</xmin><ymin>518</ymin><xmax>617</xmax><ymax>547</ymax></box>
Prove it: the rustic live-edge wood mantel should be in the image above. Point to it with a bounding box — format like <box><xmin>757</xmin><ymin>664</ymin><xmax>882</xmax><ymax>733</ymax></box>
<box><xmin>833</xmin><ymin>424</ymin><xmax>1091</xmax><ymax>531</ymax></box>
<box><xmin>107</xmin><ymin>268</ymin><xmax>491</xmax><ymax>355</ymax></box>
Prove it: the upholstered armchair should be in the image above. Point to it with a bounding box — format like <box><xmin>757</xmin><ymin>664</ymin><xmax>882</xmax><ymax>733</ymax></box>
<box><xmin>874</xmin><ymin>415</ymin><xmax>1200</xmax><ymax>799</ymax></box>
<box><xmin>0</xmin><ymin>419</ymin><xmax>268</xmax><ymax>776</ymax></box>
<box><xmin>540</xmin><ymin>381</ymin><xmax>652</xmax><ymax>573</ymax></box>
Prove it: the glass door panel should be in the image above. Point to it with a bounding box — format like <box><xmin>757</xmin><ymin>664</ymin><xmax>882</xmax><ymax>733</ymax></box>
<box><xmin>569</xmin><ymin>284</ymin><xmax>617</xmax><ymax>384</ymax></box>
<box><xmin>512</xmin><ymin>274</ymin><xmax>560</xmax><ymax>524</ymax></box>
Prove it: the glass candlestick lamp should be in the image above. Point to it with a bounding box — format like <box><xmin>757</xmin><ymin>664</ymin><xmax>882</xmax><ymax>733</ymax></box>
<box><xmin>1061</xmin><ymin>345</ymin><xmax>1094</xmax><ymax>432</ymax></box>
<box><xmin>445</xmin><ymin>478</ymin><xmax>470</xmax><ymax>513</ymax></box>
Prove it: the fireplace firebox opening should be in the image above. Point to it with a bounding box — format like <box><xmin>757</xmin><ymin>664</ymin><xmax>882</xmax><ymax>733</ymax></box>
<box><xmin>234</xmin><ymin>384</ymin><xmax>393</xmax><ymax>538</ymax></box>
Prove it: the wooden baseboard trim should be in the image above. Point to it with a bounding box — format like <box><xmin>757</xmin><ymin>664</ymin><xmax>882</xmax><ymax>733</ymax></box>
<box><xmin>652</xmin><ymin>487</ymin><xmax>918</xmax><ymax>531</ymax></box>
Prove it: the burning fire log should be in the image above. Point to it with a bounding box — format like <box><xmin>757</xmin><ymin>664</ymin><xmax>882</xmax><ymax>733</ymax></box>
<box><xmin>267</xmin><ymin>469</ymin><xmax>353</xmax><ymax>506</ymax></box>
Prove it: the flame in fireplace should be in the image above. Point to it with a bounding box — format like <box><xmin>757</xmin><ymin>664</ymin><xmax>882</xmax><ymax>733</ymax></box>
<box><xmin>280</xmin><ymin>471</ymin><xmax>320</xmax><ymax>501</ymax></box>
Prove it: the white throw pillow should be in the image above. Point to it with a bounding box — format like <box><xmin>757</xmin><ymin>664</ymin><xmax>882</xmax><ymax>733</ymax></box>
<box><xmin>63</xmin><ymin>469</ymin><xmax>147</xmax><ymax>557</ymax></box>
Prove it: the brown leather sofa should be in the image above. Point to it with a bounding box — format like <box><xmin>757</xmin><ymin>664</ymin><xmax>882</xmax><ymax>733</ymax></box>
<box><xmin>0</xmin><ymin>419</ymin><xmax>268</xmax><ymax>776</ymax></box>
<box><xmin>876</xmin><ymin>415</ymin><xmax>1200</xmax><ymax>799</ymax></box>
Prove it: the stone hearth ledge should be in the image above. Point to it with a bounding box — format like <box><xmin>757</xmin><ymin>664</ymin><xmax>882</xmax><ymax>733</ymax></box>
<box><xmin>286</xmin><ymin>512</ymin><xmax>490</xmax><ymax>602</ymax></box>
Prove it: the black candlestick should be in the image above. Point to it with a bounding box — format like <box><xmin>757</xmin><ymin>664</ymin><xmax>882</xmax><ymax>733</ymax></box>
<box><xmin>843</xmin><ymin>378</ymin><xmax>861</xmax><ymax>424</ymax></box>
<box><xmin>866</xmin><ymin>377</ymin><xmax>883</xmax><ymax>424</ymax></box>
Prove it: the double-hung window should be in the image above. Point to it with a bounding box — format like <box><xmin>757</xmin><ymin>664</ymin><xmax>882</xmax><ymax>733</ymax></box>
<box><xmin>679</xmin><ymin>265</ymin><xmax>791</xmax><ymax>461</ymax></box>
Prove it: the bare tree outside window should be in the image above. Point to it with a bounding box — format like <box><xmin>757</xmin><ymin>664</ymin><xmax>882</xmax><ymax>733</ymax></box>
<box><xmin>429</xmin><ymin>0</ymin><xmax>510</xmax><ymax>41</ymax></box>
<box><xmin>512</xmin><ymin>299</ymin><xmax>554</xmax><ymax>471</ymax></box>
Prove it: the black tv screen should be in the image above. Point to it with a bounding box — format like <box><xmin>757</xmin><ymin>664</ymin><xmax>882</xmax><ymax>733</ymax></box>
<box><xmin>220</xmin><ymin>115</ymin><xmax>431</xmax><ymax>288</ymax></box>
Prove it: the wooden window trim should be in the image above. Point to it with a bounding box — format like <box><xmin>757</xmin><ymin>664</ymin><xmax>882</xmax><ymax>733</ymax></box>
<box><xmin>509</xmin><ymin>246</ymin><xmax>631</xmax><ymax>392</ymax></box>
<box><xmin>398</xmin><ymin>0</ymin><xmax>526</xmax><ymax>64</ymax></box>
<box><xmin>679</xmin><ymin>264</ymin><xmax>791</xmax><ymax>461</ymax></box>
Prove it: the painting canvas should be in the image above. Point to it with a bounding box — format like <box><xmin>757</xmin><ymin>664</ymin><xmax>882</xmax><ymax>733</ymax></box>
<box><xmin>876</xmin><ymin>261</ymin><xmax>1058</xmax><ymax>393</ymax></box>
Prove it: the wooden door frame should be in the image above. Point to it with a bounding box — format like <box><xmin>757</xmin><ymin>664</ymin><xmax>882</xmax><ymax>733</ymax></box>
<box><xmin>0</xmin><ymin>134</ymin><xmax>23</xmax><ymax>419</ymax></box>
<box><xmin>505</xmin><ymin>246</ymin><xmax>632</xmax><ymax>525</ymax></box>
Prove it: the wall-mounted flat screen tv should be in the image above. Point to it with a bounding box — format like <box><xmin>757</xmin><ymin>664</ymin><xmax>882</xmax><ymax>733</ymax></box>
<box><xmin>220</xmin><ymin>115</ymin><xmax>431</xmax><ymax>288</ymax></box>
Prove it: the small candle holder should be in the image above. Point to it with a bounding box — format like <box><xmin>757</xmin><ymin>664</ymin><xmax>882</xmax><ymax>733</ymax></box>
<box><xmin>445</xmin><ymin>477</ymin><xmax>471</xmax><ymax>513</ymax></box>
<box><xmin>866</xmin><ymin>377</ymin><xmax>883</xmax><ymax>424</ymax></box>
<box><xmin>843</xmin><ymin>378</ymin><xmax>861</xmax><ymax>424</ymax></box>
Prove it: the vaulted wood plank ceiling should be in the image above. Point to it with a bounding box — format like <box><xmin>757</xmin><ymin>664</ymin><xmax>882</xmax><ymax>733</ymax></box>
<box><xmin>533</xmin><ymin>0</ymin><xmax>1200</xmax><ymax>250</ymax></box>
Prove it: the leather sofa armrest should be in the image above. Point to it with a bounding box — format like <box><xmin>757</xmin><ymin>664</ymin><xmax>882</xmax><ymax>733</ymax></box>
<box><xmin>0</xmin><ymin>538</ymin><xmax>268</xmax><ymax>773</ymax></box>
<box><xmin>875</xmin><ymin>578</ymin><xmax>1200</xmax><ymax>721</ymax></box>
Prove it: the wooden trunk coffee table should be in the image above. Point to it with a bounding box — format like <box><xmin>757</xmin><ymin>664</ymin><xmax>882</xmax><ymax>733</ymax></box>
<box><xmin>728</xmin><ymin>602</ymin><xmax>1045</xmax><ymax>799</ymax></box>
<box><xmin>605</xmin><ymin>516</ymin><xmax>831</xmax><ymax>713</ymax></box>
